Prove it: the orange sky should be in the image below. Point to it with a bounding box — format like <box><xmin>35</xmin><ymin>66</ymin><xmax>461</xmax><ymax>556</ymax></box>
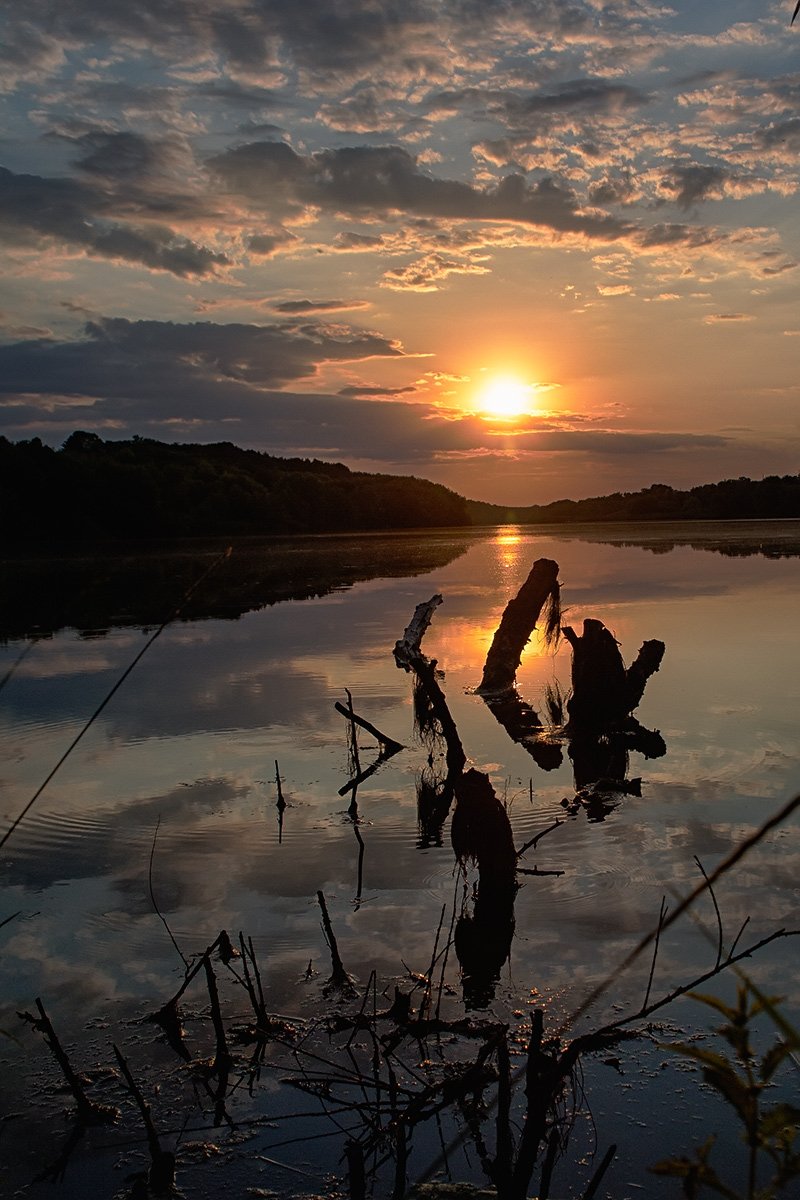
<box><xmin>0</xmin><ymin>1</ymin><xmax>798</xmax><ymax>503</ymax></box>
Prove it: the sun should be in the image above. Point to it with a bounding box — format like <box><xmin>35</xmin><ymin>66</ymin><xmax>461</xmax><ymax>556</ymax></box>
<box><xmin>477</xmin><ymin>375</ymin><xmax>535</xmax><ymax>420</ymax></box>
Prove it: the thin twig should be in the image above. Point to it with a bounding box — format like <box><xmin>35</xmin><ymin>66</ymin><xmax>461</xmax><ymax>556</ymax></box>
<box><xmin>730</xmin><ymin>915</ymin><xmax>751</xmax><ymax>958</ymax></box>
<box><xmin>113</xmin><ymin>1043</ymin><xmax>175</xmax><ymax>1191</ymax></box>
<box><xmin>148</xmin><ymin>816</ymin><xmax>188</xmax><ymax>969</ymax></box>
<box><xmin>516</xmin><ymin>817</ymin><xmax>563</xmax><ymax>859</ymax></box>
<box><xmin>582</xmin><ymin>1143</ymin><xmax>617</xmax><ymax>1199</ymax></box>
<box><xmin>643</xmin><ymin>897</ymin><xmax>668</xmax><ymax>1011</ymax></box>
<box><xmin>695</xmin><ymin>855</ymin><xmax>724</xmax><ymax>969</ymax></box>
<box><xmin>346</xmin><ymin>971</ymin><xmax>377</xmax><ymax>1051</ymax></box>
<box><xmin>421</xmin><ymin>905</ymin><xmax>446</xmax><ymax>1020</ymax></box>
<box><xmin>435</xmin><ymin>879</ymin><xmax>460</xmax><ymax>1021</ymax></box>
<box><xmin>345</xmin><ymin>689</ymin><xmax>362</xmax><ymax>778</ymax></box>
<box><xmin>563</xmin><ymin>790</ymin><xmax>800</xmax><ymax>1032</ymax></box>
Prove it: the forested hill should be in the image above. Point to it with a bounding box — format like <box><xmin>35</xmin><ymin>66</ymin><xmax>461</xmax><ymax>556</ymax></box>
<box><xmin>477</xmin><ymin>476</ymin><xmax>800</xmax><ymax>525</ymax></box>
<box><xmin>1</xmin><ymin>432</ymin><xmax>470</xmax><ymax>543</ymax></box>
<box><xmin>2</xmin><ymin>432</ymin><xmax>799</xmax><ymax>545</ymax></box>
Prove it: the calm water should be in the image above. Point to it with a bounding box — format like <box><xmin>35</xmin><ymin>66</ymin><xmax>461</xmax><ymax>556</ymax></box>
<box><xmin>2</xmin><ymin>522</ymin><xmax>800</xmax><ymax>1198</ymax></box>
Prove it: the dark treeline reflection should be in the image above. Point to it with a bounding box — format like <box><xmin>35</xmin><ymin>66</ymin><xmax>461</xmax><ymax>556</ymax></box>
<box><xmin>0</xmin><ymin>533</ymin><xmax>479</xmax><ymax>640</ymax></box>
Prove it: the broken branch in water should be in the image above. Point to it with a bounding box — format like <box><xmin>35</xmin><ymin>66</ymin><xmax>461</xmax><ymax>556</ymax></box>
<box><xmin>334</xmin><ymin>699</ymin><xmax>404</xmax><ymax>757</ymax></box>
<box><xmin>113</xmin><ymin>1043</ymin><xmax>175</xmax><ymax>1193</ymax></box>
<box><xmin>516</xmin><ymin>818</ymin><xmax>563</xmax><ymax>860</ymax></box>
<box><xmin>394</xmin><ymin>596</ymin><xmax>466</xmax><ymax>834</ymax></box>
<box><xmin>204</xmin><ymin>955</ymin><xmax>232</xmax><ymax>1074</ymax></box>
<box><xmin>393</xmin><ymin>594</ymin><xmax>442</xmax><ymax>666</ymax></box>
<box><xmin>338</xmin><ymin>750</ymin><xmax>398</xmax><ymax>797</ymax></box>
<box><xmin>317</xmin><ymin>890</ymin><xmax>357</xmax><ymax>999</ymax></box>
<box><xmin>477</xmin><ymin>558</ymin><xmax>561</xmax><ymax>694</ymax></box>
<box><xmin>149</xmin><ymin>815</ymin><xmax>188</xmax><ymax>969</ymax></box>
<box><xmin>19</xmin><ymin>998</ymin><xmax>120</xmax><ymax>1126</ymax></box>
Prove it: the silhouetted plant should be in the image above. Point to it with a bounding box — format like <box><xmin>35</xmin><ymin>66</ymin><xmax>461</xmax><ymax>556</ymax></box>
<box><xmin>652</xmin><ymin>982</ymin><xmax>800</xmax><ymax>1198</ymax></box>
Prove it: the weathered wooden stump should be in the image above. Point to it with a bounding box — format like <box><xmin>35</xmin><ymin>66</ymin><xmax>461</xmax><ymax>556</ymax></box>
<box><xmin>563</xmin><ymin>618</ymin><xmax>665</xmax><ymax>729</ymax></box>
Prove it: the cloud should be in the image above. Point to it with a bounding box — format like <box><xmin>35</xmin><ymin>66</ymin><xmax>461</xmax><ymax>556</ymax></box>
<box><xmin>274</xmin><ymin>298</ymin><xmax>370</xmax><ymax>314</ymax></box>
<box><xmin>338</xmin><ymin>385</ymin><xmax>417</xmax><ymax>398</ymax></box>
<box><xmin>209</xmin><ymin>140</ymin><xmax>633</xmax><ymax>240</ymax></box>
<box><xmin>432</xmin><ymin>78</ymin><xmax>650</xmax><ymax>126</ymax></box>
<box><xmin>0</xmin><ymin>317</ymin><xmax>404</xmax><ymax>436</ymax></box>
<box><xmin>702</xmin><ymin>312</ymin><xmax>754</xmax><ymax>324</ymax></box>
<box><xmin>381</xmin><ymin>252</ymin><xmax>491</xmax><ymax>292</ymax></box>
<box><xmin>661</xmin><ymin>163</ymin><xmax>729</xmax><ymax>208</ymax></box>
<box><xmin>0</xmin><ymin>166</ymin><xmax>229</xmax><ymax>277</ymax></box>
<box><xmin>597</xmin><ymin>283</ymin><xmax>632</xmax><ymax>296</ymax></box>
<box><xmin>755</xmin><ymin>117</ymin><xmax>800</xmax><ymax>155</ymax></box>
<box><xmin>0</xmin><ymin>314</ymin><xmax>734</xmax><ymax>471</ymax></box>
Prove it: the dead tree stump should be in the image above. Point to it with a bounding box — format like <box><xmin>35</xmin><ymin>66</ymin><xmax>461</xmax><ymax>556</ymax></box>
<box><xmin>563</xmin><ymin>619</ymin><xmax>665</xmax><ymax>729</ymax></box>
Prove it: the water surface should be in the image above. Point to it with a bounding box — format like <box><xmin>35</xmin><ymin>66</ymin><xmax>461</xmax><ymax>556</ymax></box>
<box><xmin>2</xmin><ymin>521</ymin><xmax>799</xmax><ymax>1197</ymax></box>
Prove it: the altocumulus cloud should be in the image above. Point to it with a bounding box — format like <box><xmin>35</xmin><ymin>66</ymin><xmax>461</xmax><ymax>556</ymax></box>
<box><xmin>209</xmin><ymin>141</ymin><xmax>632</xmax><ymax>239</ymax></box>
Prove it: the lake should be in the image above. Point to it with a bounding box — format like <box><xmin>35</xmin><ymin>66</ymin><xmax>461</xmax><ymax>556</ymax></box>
<box><xmin>2</xmin><ymin>521</ymin><xmax>800</xmax><ymax>1199</ymax></box>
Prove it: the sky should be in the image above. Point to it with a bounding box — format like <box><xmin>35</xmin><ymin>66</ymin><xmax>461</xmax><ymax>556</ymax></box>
<box><xmin>0</xmin><ymin>0</ymin><xmax>798</xmax><ymax>505</ymax></box>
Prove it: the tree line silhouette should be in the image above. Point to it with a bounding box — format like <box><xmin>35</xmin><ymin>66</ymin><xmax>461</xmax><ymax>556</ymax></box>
<box><xmin>486</xmin><ymin>476</ymin><xmax>800</xmax><ymax>526</ymax></box>
<box><xmin>0</xmin><ymin>432</ymin><xmax>470</xmax><ymax>543</ymax></box>
<box><xmin>2</xmin><ymin>432</ymin><xmax>799</xmax><ymax>545</ymax></box>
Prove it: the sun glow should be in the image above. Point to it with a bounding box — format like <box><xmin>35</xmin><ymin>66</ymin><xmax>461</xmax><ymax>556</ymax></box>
<box><xmin>477</xmin><ymin>375</ymin><xmax>536</xmax><ymax>420</ymax></box>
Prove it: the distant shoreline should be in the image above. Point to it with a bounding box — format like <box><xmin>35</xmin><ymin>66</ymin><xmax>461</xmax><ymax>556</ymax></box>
<box><xmin>3</xmin><ymin>432</ymin><xmax>800</xmax><ymax>546</ymax></box>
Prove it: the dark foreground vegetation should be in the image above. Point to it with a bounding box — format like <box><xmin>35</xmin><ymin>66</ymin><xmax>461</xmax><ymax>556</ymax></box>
<box><xmin>2</xmin><ymin>432</ymin><xmax>800</xmax><ymax>545</ymax></box>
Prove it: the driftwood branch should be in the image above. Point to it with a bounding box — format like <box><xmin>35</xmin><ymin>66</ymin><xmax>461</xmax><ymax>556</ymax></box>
<box><xmin>334</xmin><ymin>701</ymin><xmax>404</xmax><ymax>755</ymax></box>
<box><xmin>393</xmin><ymin>595</ymin><xmax>442</xmax><ymax>667</ymax></box>
<box><xmin>317</xmin><ymin>890</ymin><xmax>357</xmax><ymax>998</ymax></box>
<box><xmin>113</xmin><ymin>1043</ymin><xmax>175</xmax><ymax>1193</ymax></box>
<box><xmin>19</xmin><ymin>998</ymin><xmax>119</xmax><ymax>1126</ymax></box>
<box><xmin>478</xmin><ymin>559</ymin><xmax>561</xmax><ymax>694</ymax></box>
<box><xmin>394</xmin><ymin>597</ymin><xmax>465</xmax><ymax>810</ymax></box>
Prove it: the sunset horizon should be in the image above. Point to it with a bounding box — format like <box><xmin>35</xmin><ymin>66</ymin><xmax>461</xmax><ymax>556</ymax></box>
<box><xmin>2</xmin><ymin>2</ymin><xmax>799</xmax><ymax>505</ymax></box>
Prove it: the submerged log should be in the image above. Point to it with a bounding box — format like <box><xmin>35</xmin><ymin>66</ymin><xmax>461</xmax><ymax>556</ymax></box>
<box><xmin>477</xmin><ymin>559</ymin><xmax>560</xmax><ymax>694</ymax></box>
<box><xmin>563</xmin><ymin>618</ymin><xmax>665</xmax><ymax>729</ymax></box>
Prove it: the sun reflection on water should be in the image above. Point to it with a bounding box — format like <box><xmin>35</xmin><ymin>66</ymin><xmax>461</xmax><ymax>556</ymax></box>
<box><xmin>493</xmin><ymin>525</ymin><xmax>526</xmax><ymax>588</ymax></box>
